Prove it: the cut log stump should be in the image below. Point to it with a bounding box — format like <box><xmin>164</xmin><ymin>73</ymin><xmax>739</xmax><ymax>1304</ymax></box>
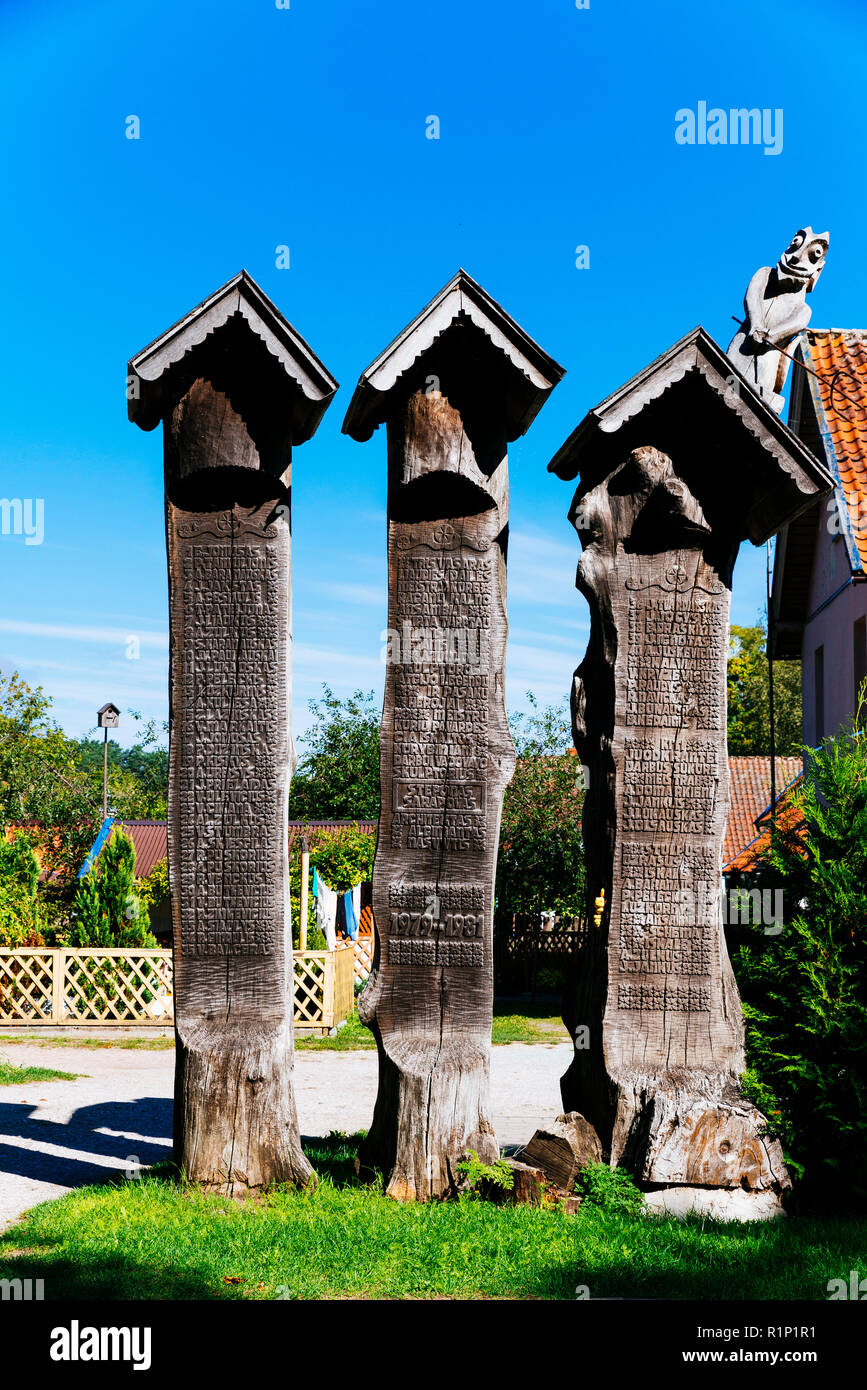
<box><xmin>519</xmin><ymin>1112</ymin><xmax>603</xmax><ymax>1191</ymax></box>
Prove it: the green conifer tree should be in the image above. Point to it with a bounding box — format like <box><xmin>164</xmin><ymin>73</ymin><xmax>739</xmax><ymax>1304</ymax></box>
<box><xmin>732</xmin><ymin>703</ymin><xmax>867</xmax><ymax>1208</ymax></box>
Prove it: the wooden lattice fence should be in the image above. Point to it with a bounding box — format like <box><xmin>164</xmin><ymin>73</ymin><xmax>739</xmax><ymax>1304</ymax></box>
<box><xmin>0</xmin><ymin>946</ymin><xmax>355</xmax><ymax>1033</ymax></box>
<box><xmin>353</xmin><ymin>934</ymin><xmax>374</xmax><ymax>985</ymax></box>
<box><xmin>293</xmin><ymin>944</ymin><xmax>355</xmax><ymax>1034</ymax></box>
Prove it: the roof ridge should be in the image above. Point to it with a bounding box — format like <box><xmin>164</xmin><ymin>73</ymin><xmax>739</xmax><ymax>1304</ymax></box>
<box><xmin>807</xmin><ymin>327</ymin><xmax>867</xmax><ymax>337</ymax></box>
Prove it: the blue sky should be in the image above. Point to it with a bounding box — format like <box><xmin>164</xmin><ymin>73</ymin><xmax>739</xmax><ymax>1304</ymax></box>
<box><xmin>1</xmin><ymin>0</ymin><xmax>864</xmax><ymax>749</ymax></box>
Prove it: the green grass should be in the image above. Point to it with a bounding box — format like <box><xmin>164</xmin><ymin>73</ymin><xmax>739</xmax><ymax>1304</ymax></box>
<box><xmin>290</xmin><ymin>1002</ymin><xmax>569</xmax><ymax>1050</ymax></box>
<box><xmin>295</xmin><ymin>1013</ymin><xmax>375</xmax><ymax>1050</ymax></box>
<box><xmin>491</xmin><ymin>1013</ymin><xmax>568</xmax><ymax>1044</ymax></box>
<box><xmin>1</xmin><ymin>1134</ymin><xmax>864</xmax><ymax>1300</ymax></box>
<box><xmin>0</xmin><ymin>1008</ymin><xmax>567</xmax><ymax>1053</ymax></box>
<box><xmin>0</xmin><ymin>1060</ymin><xmax>80</xmax><ymax>1084</ymax></box>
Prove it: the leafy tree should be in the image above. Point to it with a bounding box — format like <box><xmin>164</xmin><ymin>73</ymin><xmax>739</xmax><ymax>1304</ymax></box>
<box><xmin>0</xmin><ymin>830</ymin><xmax>43</xmax><ymax>946</ymax></box>
<box><xmin>728</xmin><ymin>615</ymin><xmax>802</xmax><ymax>756</ymax></box>
<box><xmin>0</xmin><ymin>879</ymin><xmax>43</xmax><ymax>946</ymax></box>
<box><xmin>290</xmin><ymin>826</ymin><xmax>375</xmax><ymax>950</ymax></box>
<box><xmin>311</xmin><ymin>825</ymin><xmax>375</xmax><ymax>893</ymax></box>
<box><xmin>137</xmin><ymin>857</ymin><xmax>170</xmax><ymax>918</ymax></box>
<box><xmin>75</xmin><ymin>711</ymin><xmax>168</xmax><ymax>818</ymax></box>
<box><xmin>0</xmin><ymin>673</ymin><xmax>169</xmax><ymax>885</ymax></box>
<box><xmin>70</xmin><ymin>866</ymin><xmax>107</xmax><ymax>942</ymax></box>
<box><xmin>496</xmin><ymin>695</ymin><xmax>586</xmax><ymax>917</ymax></box>
<box><xmin>287</xmin><ymin>686</ymin><xmax>381</xmax><ymax>820</ymax></box>
<box><xmin>508</xmin><ymin>694</ymin><xmax>574</xmax><ymax>758</ymax></box>
<box><xmin>0</xmin><ymin>671</ymin><xmax>96</xmax><ymax>876</ymax></box>
<box><xmin>0</xmin><ymin>831</ymin><xmax>40</xmax><ymax>898</ymax></box>
<box><xmin>731</xmin><ymin>705</ymin><xmax>867</xmax><ymax>1208</ymax></box>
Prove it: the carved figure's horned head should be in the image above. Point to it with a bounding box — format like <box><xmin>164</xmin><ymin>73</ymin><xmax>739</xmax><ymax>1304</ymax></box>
<box><xmin>778</xmin><ymin>227</ymin><xmax>830</xmax><ymax>291</ymax></box>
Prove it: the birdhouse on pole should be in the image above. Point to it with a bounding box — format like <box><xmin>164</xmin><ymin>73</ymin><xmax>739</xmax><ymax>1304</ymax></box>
<box><xmin>97</xmin><ymin>702</ymin><xmax>120</xmax><ymax>729</ymax></box>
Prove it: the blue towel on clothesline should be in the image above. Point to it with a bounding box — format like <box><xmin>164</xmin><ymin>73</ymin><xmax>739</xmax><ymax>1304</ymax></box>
<box><xmin>343</xmin><ymin>888</ymin><xmax>359</xmax><ymax>941</ymax></box>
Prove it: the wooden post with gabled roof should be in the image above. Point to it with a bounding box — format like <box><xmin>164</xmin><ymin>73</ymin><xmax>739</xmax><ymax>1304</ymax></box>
<box><xmin>548</xmin><ymin>326</ymin><xmax>834</xmax><ymax>1216</ymax></box>
<box><xmin>129</xmin><ymin>271</ymin><xmax>337</xmax><ymax>1192</ymax></box>
<box><xmin>343</xmin><ymin>270</ymin><xmax>563</xmax><ymax>1200</ymax></box>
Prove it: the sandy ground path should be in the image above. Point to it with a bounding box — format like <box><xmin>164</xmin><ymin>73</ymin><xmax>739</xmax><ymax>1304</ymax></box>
<box><xmin>0</xmin><ymin>1040</ymin><xmax>571</xmax><ymax>1231</ymax></box>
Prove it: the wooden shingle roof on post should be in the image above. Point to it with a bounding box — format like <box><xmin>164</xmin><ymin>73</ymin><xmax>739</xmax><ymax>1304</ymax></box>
<box><xmin>127</xmin><ymin>269</ymin><xmax>338</xmax><ymax>441</ymax></box>
<box><xmin>341</xmin><ymin>268</ymin><xmax>565</xmax><ymax>442</ymax></box>
<box><xmin>548</xmin><ymin>326</ymin><xmax>835</xmax><ymax>545</ymax></box>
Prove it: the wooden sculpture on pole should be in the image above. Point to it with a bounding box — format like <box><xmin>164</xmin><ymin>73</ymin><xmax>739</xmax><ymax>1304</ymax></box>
<box><xmin>727</xmin><ymin>226</ymin><xmax>829</xmax><ymax>414</ymax></box>
<box><xmin>343</xmin><ymin>271</ymin><xmax>563</xmax><ymax>1199</ymax></box>
<box><xmin>549</xmin><ymin>327</ymin><xmax>834</xmax><ymax>1217</ymax></box>
<box><xmin>128</xmin><ymin>271</ymin><xmax>337</xmax><ymax>1191</ymax></box>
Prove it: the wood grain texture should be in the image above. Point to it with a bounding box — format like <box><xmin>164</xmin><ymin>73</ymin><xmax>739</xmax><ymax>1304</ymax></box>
<box><xmin>358</xmin><ymin>388</ymin><xmax>514</xmax><ymax>1200</ymax></box>
<box><xmin>561</xmin><ymin>444</ymin><xmax>790</xmax><ymax>1201</ymax></box>
<box><xmin>342</xmin><ymin>275</ymin><xmax>562</xmax><ymax>1201</ymax></box>
<box><xmin>519</xmin><ymin>1113</ymin><xmax>603</xmax><ymax>1190</ymax></box>
<box><xmin>165</xmin><ymin>379</ymin><xmax>311</xmax><ymax>1192</ymax></box>
<box><xmin>128</xmin><ymin>274</ymin><xmax>337</xmax><ymax>1194</ymax></box>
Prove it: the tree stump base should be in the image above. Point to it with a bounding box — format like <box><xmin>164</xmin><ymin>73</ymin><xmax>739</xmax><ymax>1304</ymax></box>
<box><xmin>359</xmin><ymin>1037</ymin><xmax>497</xmax><ymax>1201</ymax></box>
<box><xmin>602</xmin><ymin>1069</ymin><xmax>790</xmax><ymax>1196</ymax></box>
<box><xmin>175</xmin><ymin>1018</ymin><xmax>314</xmax><ymax>1193</ymax></box>
<box><xmin>480</xmin><ymin>1158</ymin><xmax>546</xmax><ymax>1206</ymax></box>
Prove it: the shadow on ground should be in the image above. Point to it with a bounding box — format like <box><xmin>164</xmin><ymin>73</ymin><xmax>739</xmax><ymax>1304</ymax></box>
<box><xmin>0</xmin><ymin>1097</ymin><xmax>172</xmax><ymax>1188</ymax></box>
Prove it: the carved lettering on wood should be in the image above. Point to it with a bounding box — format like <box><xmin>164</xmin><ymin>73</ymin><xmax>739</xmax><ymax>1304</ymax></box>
<box><xmin>547</xmin><ymin>325</ymin><xmax>836</xmax><ymax>1213</ymax></box>
<box><xmin>128</xmin><ymin>271</ymin><xmax>337</xmax><ymax>1193</ymax></box>
<box><xmin>559</xmin><ymin>443</ymin><xmax>790</xmax><ymax>1200</ymax></box>
<box><xmin>176</xmin><ymin>538</ymin><xmax>282</xmax><ymax>958</ymax></box>
<box><xmin>342</xmin><ymin>272</ymin><xmax>563</xmax><ymax>1202</ymax></box>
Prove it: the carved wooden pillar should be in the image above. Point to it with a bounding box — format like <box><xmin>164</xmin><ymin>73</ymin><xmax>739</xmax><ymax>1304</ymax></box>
<box><xmin>343</xmin><ymin>271</ymin><xmax>563</xmax><ymax>1199</ymax></box>
<box><xmin>128</xmin><ymin>272</ymin><xmax>337</xmax><ymax>1191</ymax></box>
<box><xmin>549</xmin><ymin>328</ymin><xmax>834</xmax><ymax>1217</ymax></box>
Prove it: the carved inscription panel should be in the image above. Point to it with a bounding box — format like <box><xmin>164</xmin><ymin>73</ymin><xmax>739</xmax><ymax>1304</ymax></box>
<box><xmin>176</xmin><ymin>537</ymin><xmax>283</xmax><ymax>957</ymax></box>
<box><xmin>622</xmin><ymin>735</ymin><xmax>719</xmax><ymax>835</ymax></box>
<box><xmin>614</xmin><ymin>571</ymin><xmax>728</xmax><ymax>1014</ymax></box>
<box><xmin>615</xmin><ymin>841</ymin><xmax>715</xmax><ymax>1013</ymax></box>
<box><xmin>626</xmin><ymin>593</ymin><xmax>726</xmax><ymax>729</ymax></box>
<box><xmin>383</xmin><ymin>547</ymin><xmax>498</xmax><ymax>969</ymax></box>
<box><xmin>390</xmin><ymin>554</ymin><xmax>491</xmax><ymax>856</ymax></box>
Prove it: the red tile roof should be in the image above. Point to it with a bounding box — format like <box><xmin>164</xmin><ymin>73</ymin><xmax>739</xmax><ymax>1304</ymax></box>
<box><xmin>287</xmin><ymin>820</ymin><xmax>376</xmax><ymax>852</ymax></box>
<box><xmin>724</xmin><ymin>757</ymin><xmax>803</xmax><ymax>870</ymax></box>
<box><xmin>725</xmin><ymin>784</ymin><xmax>807</xmax><ymax>873</ymax></box>
<box><xmin>803</xmin><ymin>329</ymin><xmax>867</xmax><ymax>569</ymax></box>
<box><xmin>96</xmin><ymin>775</ymin><xmax>789</xmax><ymax>884</ymax></box>
<box><xmin>116</xmin><ymin>821</ymin><xmax>168</xmax><ymax>878</ymax></box>
<box><xmin>103</xmin><ymin>820</ymin><xmax>378</xmax><ymax>875</ymax></box>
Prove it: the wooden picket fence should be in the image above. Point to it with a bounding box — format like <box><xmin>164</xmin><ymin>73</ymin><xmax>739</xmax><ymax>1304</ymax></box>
<box><xmin>0</xmin><ymin>946</ymin><xmax>356</xmax><ymax>1035</ymax></box>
